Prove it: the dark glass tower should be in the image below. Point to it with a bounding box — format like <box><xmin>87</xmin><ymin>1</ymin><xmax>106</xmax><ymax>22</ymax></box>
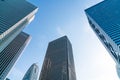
<box><xmin>85</xmin><ymin>0</ymin><xmax>120</xmax><ymax>78</ymax></box>
<box><xmin>22</xmin><ymin>63</ymin><xmax>39</xmax><ymax>80</ymax></box>
<box><xmin>39</xmin><ymin>36</ymin><xmax>76</xmax><ymax>80</ymax></box>
<box><xmin>0</xmin><ymin>0</ymin><xmax>38</xmax><ymax>79</ymax></box>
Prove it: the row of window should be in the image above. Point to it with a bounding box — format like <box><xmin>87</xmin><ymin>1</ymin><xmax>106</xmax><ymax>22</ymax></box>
<box><xmin>88</xmin><ymin>18</ymin><xmax>118</xmax><ymax>62</ymax></box>
<box><xmin>0</xmin><ymin>32</ymin><xmax>29</xmax><ymax>79</ymax></box>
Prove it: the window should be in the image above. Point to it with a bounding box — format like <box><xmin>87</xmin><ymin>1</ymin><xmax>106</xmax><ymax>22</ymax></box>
<box><xmin>88</xmin><ymin>18</ymin><xmax>92</xmax><ymax>25</ymax></box>
<box><xmin>99</xmin><ymin>34</ymin><xmax>106</xmax><ymax>42</ymax></box>
<box><xmin>107</xmin><ymin>43</ymin><xmax>117</xmax><ymax>59</ymax></box>
<box><xmin>95</xmin><ymin>28</ymin><xmax>100</xmax><ymax>34</ymax></box>
<box><xmin>91</xmin><ymin>24</ymin><xmax>95</xmax><ymax>29</ymax></box>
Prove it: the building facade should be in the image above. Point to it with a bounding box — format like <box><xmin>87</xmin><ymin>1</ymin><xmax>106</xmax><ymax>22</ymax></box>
<box><xmin>39</xmin><ymin>36</ymin><xmax>76</xmax><ymax>80</ymax></box>
<box><xmin>0</xmin><ymin>32</ymin><xmax>30</xmax><ymax>80</ymax></box>
<box><xmin>22</xmin><ymin>63</ymin><xmax>39</xmax><ymax>80</ymax></box>
<box><xmin>85</xmin><ymin>0</ymin><xmax>120</xmax><ymax>78</ymax></box>
<box><xmin>0</xmin><ymin>0</ymin><xmax>38</xmax><ymax>52</ymax></box>
<box><xmin>0</xmin><ymin>0</ymin><xmax>38</xmax><ymax>79</ymax></box>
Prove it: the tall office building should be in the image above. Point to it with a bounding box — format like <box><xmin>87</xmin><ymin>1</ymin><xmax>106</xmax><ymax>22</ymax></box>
<box><xmin>0</xmin><ymin>32</ymin><xmax>30</xmax><ymax>80</ymax></box>
<box><xmin>22</xmin><ymin>63</ymin><xmax>39</xmax><ymax>80</ymax></box>
<box><xmin>85</xmin><ymin>0</ymin><xmax>120</xmax><ymax>78</ymax></box>
<box><xmin>0</xmin><ymin>0</ymin><xmax>38</xmax><ymax>79</ymax></box>
<box><xmin>39</xmin><ymin>36</ymin><xmax>76</xmax><ymax>80</ymax></box>
<box><xmin>0</xmin><ymin>0</ymin><xmax>38</xmax><ymax>52</ymax></box>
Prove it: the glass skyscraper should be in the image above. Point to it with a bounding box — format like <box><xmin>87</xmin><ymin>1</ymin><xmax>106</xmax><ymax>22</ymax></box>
<box><xmin>39</xmin><ymin>36</ymin><xmax>76</xmax><ymax>80</ymax></box>
<box><xmin>22</xmin><ymin>63</ymin><xmax>39</xmax><ymax>80</ymax></box>
<box><xmin>85</xmin><ymin>0</ymin><xmax>120</xmax><ymax>78</ymax></box>
<box><xmin>0</xmin><ymin>32</ymin><xmax>30</xmax><ymax>80</ymax></box>
<box><xmin>0</xmin><ymin>0</ymin><xmax>38</xmax><ymax>52</ymax></box>
<box><xmin>0</xmin><ymin>0</ymin><xmax>38</xmax><ymax>79</ymax></box>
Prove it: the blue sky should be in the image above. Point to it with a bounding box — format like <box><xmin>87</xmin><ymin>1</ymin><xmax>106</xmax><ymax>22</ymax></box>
<box><xmin>8</xmin><ymin>0</ymin><xmax>119</xmax><ymax>80</ymax></box>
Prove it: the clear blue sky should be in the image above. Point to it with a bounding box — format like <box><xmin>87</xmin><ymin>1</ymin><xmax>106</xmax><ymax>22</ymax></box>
<box><xmin>8</xmin><ymin>0</ymin><xmax>119</xmax><ymax>80</ymax></box>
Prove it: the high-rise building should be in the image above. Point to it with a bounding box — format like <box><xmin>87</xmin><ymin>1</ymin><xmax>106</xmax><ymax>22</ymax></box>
<box><xmin>22</xmin><ymin>63</ymin><xmax>39</xmax><ymax>80</ymax></box>
<box><xmin>0</xmin><ymin>0</ymin><xmax>38</xmax><ymax>52</ymax></box>
<box><xmin>0</xmin><ymin>0</ymin><xmax>38</xmax><ymax>79</ymax></box>
<box><xmin>39</xmin><ymin>36</ymin><xmax>76</xmax><ymax>80</ymax></box>
<box><xmin>0</xmin><ymin>32</ymin><xmax>30</xmax><ymax>80</ymax></box>
<box><xmin>85</xmin><ymin>0</ymin><xmax>120</xmax><ymax>78</ymax></box>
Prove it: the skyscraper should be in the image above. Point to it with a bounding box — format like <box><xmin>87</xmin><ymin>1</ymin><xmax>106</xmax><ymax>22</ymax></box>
<box><xmin>0</xmin><ymin>0</ymin><xmax>38</xmax><ymax>79</ymax></box>
<box><xmin>0</xmin><ymin>0</ymin><xmax>38</xmax><ymax>52</ymax></box>
<box><xmin>22</xmin><ymin>63</ymin><xmax>39</xmax><ymax>80</ymax></box>
<box><xmin>39</xmin><ymin>36</ymin><xmax>76</xmax><ymax>80</ymax></box>
<box><xmin>0</xmin><ymin>32</ymin><xmax>30</xmax><ymax>80</ymax></box>
<box><xmin>85</xmin><ymin>0</ymin><xmax>120</xmax><ymax>78</ymax></box>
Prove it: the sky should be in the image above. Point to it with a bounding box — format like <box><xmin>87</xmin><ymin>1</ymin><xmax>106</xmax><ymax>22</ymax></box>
<box><xmin>8</xmin><ymin>0</ymin><xmax>120</xmax><ymax>80</ymax></box>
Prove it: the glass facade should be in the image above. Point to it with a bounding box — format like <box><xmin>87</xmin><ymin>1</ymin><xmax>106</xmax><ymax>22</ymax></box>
<box><xmin>85</xmin><ymin>0</ymin><xmax>120</xmax><ymax>64</ymax></box>
<box><xmin>0</xmin><ymin>19</ymin><xmax>28</xmax><ymax>53</ymax></box>
<box><xmin>0</xmin><ymin>0</ymin><xmax>38</xmax><ymax>79</ymax></box>
<box><xmin>22</xmin><ymin>63</ymin><xmax>39</xmax><ymax>80</ymax></box>
<box><xmin>0</xmin><ymin>0</ymin><xmax>38</xmax><ymax>49</ymax></box>
<box><xmin>39</xmin><ymin>36</ymin><xmax>76</xmax><ymax>80</ymax></box>
<box><xmin>0</xmin><ymin>32</ymin><xmax>30</xmax><ymax>80</ymax></box>
<box><xmin>0</xmin><ymin>0</ymin><xmax>37</xmax><ymax>37</ymax></box>
<box><xmin>85</xmin><ymin>0</ymin><xmax>120</xmax><ymax>78</ymax></box>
